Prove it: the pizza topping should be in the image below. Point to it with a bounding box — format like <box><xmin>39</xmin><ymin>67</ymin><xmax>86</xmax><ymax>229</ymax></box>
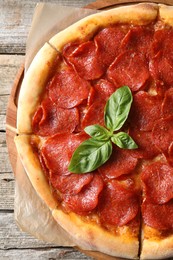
<box><xmin>142</xmin><ymin>200</ymin><xmax>173</xmax><ymax>231</ymax></box>
<box><xmin>32</xmin><ymin>98</ymin><xmax>79</xmax><ymax>136</ymax></box>
<box><xmin>98</xmin><ymin>147</ymin><xmax>138</xmax><ymax>180</ymax></box>
<box><xmin>68</xmin><ymin>138</ymin><xmax>113</xmax><ymax>174</ymax></box>
<box><xmin>94</xmin><ymin>26</ymin><xmax>126</xmax><ymax>67</ymax></box>
<box><xmin>150</xmin><ymin>29</ymin><xmax>173</xmax><ymax>87</ymax></box>
<box><xmin>152</xmin><ymin>116</ymin><xmax>173</xmax><ymax>156</ymax></box>
<box><xmin>41</xmin><ymin>132</ymin><xmax>88</xmax><ymax>175</ymax></box>
<box><xmin>129</xmin><ymin>91</ymin><xmax>162</xmax><ymax>131</ymax></box>
<box><xmin>63</xmin><ymin>174</ymin><xmax>104</xmax><ymax>215</ymax></box>
<box><xmin>63</xmin><ymin>41</ymin><xmax>105</xmax><ymax>80</ymax></box>
<box><xmin>69</xmin><ymin>87</ymin><xmax>138</xmax><ymax>174</ymax></box>
<box><xmin>48</xmin><ymin>66</ymin><xmax>90</xmax><ymax>108</ymax></box>
<box><xmin>99</xmin><ymin>181</ymin><xmax>139</xmax><ymax>226</ymax></box>
<box><xmin>149</xmin><ymin>51</ymin><xmax>173</xmax><ymax>88</ymax></box>
<box><xmin>93</xmin><ymin>79</ymin><xmax>117</xmax><ymax>101</ymax></box>
<box><xmin>162</xmin><ymin>88</ymin><xmax>173</xmax><ymax>117</ymax></box>
<box><xmin>104</xmin><ymin>86</ymin><xmax>133</xmax><ymax>132</ymax></box>
<box><xmin>141</xmin><ymin>162</ymin><xmax>173</xmax><ymax>204</ymax></box>
<box><xmin>82</xmin><ymin>99</ymin><xmax>105</xmax><ymax>128</ymax></box>
<box><xmin>121</xmin><ymin>26</ymin><xmax>154</xmax><ymax>56</ymax></box>
<box><xmin>129</xmin><ymin>128</ymin><xmax>160</xmax><ymax>159</ymax></box>
<box><xmin>50</xmin><ymin>172</ymin><xmax>94</xmax><ymax>195</ymax></box>
<box><xmin>107</xmin><ymin>51</ymin><xmax>150</xmax><ymax>92</ymax></box>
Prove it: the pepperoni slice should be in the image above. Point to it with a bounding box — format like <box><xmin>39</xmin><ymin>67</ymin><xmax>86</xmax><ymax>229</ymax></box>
<box><xmin>41</xmin><ymin>133</ymin><xmax>88</xmax><ymax>175</ymax></box>
<box><xmin>81</xmin><ymin>99</ymin><xmax>105</xmax><ymax>128</ymax></box>
<box><xmin>93</xmin><ymin>79</ymin><xmax>117</xmax><ymax>101</ymax></box>
<box><xmin>41</xmin><ymin>134</ymin><xmax>72</xmax><ymax>175</ymax></box>
<box><xmin>152</xmin><ymin>116</ymin><xmax>173</xmax><ymax>155</ymax></box>
<box><xmin>98</xmin><ymin>147</ymin><xmax>138</xmax><ymax>180</ymax></box>
<box><xmin>129</xmin><ymin>91</ymin><xmax>162</xmax><ymax>131</ymax></box>
<box><xmin>162</xmin><ymin>88</ymin><xmax>173</xmax><ymax>117</ymax></box>
<box><xmin>142</xmin><ymin>200</ymin><xmax>173</xmax><ymax>231</ymax></box>
<box><xmin>149</xmin><ymin>29</ymin><xmax>173</xmax><ymax>87</ymax></box>
<box><xmin>99</xmin><ymin>181</ymin><xmax>139</xmax><ymax>226</ymax></box>
<box><xmin>150</xmin><ymin>28</ymin><xmax>173</xmax><ymax>58</ymax></box>
<box><xmin>67</xmin><ymin>132</ymin><xmax>89</xmax><ymax>159</ymax></box>
<box><xmin>48</xmin><ymin>67</ymin><xmax>90</xmax><ymax>108</ymax></box>
<box><xmin>141</xmin><ymin>162</ymin><xmax>173</xmax><ymax>204</ymax></box>
<box><xmin>149</xmin><ymin>51</ymin><xmax>173</xmax><ymax>87</ymax></box>
<box><xmin>107</xmin><ymin>51</ymin><xmax>150</xmax><ymax>92</ymax></box>
<box><xmin>129</xmin><ymin>128</ymin><xmax>160</xmax><ymax>159</ymax></box>
<box><xmin>64</xmin><ymin>41</ymin><xmax>105</xmax><ymax>80</ymax></box>
<box><xmin>32</xmin><ymin>98</ymin><xmax>79</xmax><ymax>136</ymax></box>
<box><xmin>50</xmin><ymin>172</ymin><xmax>93</xmax><ymax>195</ymax></box>
<box><xmin>94</xmin><ymin>26</ymin><xmax>126</xmax><ymax>67</ymax></box>
<box><xmin>121</xmin><ymin>26</ymin><xmax>154</xmax><ymax>56</ymax></box>
<box><xmin>75</xmin><ymin>103</ymin><xmax>87</xmax><ymax>132</ymax></box>
<box><xmin>63</xmin><ymin>174</ymin><xmax>104</xmax><ymax>215</ymax></box>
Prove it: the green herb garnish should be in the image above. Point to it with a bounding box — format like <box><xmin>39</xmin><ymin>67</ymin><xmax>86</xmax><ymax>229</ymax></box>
<box><xmin>68</xmin><ymin>86</ymin><xmax>138</xmax><ymax>173</ymax></box>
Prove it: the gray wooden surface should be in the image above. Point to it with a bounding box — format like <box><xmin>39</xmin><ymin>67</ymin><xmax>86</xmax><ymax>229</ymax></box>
<box><xmin>0</xmin><ymin>0</ymin><xmax>94</xmax><ymax>259</ymax></box>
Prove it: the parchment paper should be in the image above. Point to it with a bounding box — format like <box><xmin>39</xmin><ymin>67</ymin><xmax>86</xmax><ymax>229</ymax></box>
<box><xmin>15</xmin><ymin>3</ymin><xmax>98</xmax><ymax>246</ymax></box>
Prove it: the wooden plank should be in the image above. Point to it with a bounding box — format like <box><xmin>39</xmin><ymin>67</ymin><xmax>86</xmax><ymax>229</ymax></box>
<box><xmin>0</xmin><ymin>95</ymin><xmax>8</xmax><ymax>115</ymax></box>
<box><xmin>0</xmin><ymin>115</ymin><xmax>6</xmax><ymax>131</ymax></box>
<box><xmin>0</xmin><ymin>0</ymin><xmax>92</xmax><ymax>54</ymax></box>
<box><xmin>0</xmin><ymin>132</ymin><xmax>12</xmax><ymax>172</ymax></box>
<box><xmin>0</xmin><ymin>212</ymin><xmax>92</xmax><ymax>259</ymax></box>
<box><xmin>0</xmin><ymin>133</ymin><xmax>14</xmax><ymax>210</ymax></box>
<box><xmin>0</xmin><ymin>212</ymin><xmax>61</xmax><ymax>249</ymax></box>
<box><xmin>0</xmin><ymin>178</ymin><xmax>14</xmax><ymax>210</ymax></box>
<box><xmin>0</xmin><ymin>55</ymin><xmax>24</xmax><ymax>95</ymax></box>
<box><xmin>0</xmin><ymin>145</ymin><xmax>12</xmax><ymax>172</ymax></box>
<box><xmin>0</xmin><ymin>248</ymin><xmax>92</xmax><ymax>259</ymax></box>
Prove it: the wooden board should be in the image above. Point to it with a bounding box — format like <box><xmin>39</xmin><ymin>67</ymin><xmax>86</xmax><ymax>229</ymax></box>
<box><xmin>5</xmin><ymin>0</ymin><xmax>173</xmax><ymax>259</ymax></box>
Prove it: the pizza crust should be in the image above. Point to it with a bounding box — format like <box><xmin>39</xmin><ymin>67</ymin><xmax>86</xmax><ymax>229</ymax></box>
<box><xmin>159</xmin><ymin>4</ymin><xmax>173</xmax><ymax>26</ymax></box>
<box><xmin>141</xmin><ymin>225</ymin><xmax>173</xmax><ymax>259</ymax></box>
<box><xmin>52</xmin><ymin>209</ymin><xmax>139</xmax><ymax>259</ymax></box>
<box><xmin>14</xmin><ymin>135</ymin><xmax>58</xmax><ymax>210</ymax></box>
<box><xmin>49</xmin><ymin>3</ymin><xmax>158</xmax><ymax>52</ymax></box>
<box><xmin>17</xmin><ymin>43</ymin><xmax>58</xmax><ymax>134</ymax></box>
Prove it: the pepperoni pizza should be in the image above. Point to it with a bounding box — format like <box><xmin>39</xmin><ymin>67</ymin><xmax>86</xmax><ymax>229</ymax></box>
<box><xmin>15</xmin><ymin>3</ymin><xmax>173</xmax><ymax>259</ymax></box>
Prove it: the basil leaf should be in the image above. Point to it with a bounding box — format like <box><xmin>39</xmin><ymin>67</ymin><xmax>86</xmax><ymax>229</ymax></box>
<box><xmin>84</xmin><ymin>124</ymin><xmax>111</xmax><ymax>141</ymax></box>
<box><xmin>111</xmin><ymin>132</ymin><xmax>138</xmax><ymax>149</ymax></box>
<box><xmin>68</xmin><ymin>138</ymin><xmax>112</xmax><ymax>173</ymax></box>
<box><xmin>104</xmin><ymin>86</ymin><xmax>133</xmax><ymax>131</ymax></box>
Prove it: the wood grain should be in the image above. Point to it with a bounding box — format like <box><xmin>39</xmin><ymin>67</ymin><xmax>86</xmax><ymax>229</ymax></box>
<box><xmin>0</xmin><ymin>212</ymin><xmax>92</xmax><ymax>258</ymax></box>
<box><xmin>0</xmin><ymin>55</ymin><xmax>24</xmax><ymax>95</ymax></box>
<box><xmin>0</xmin><ymin>248</ymin><xmax>91</xmax><ymax>260</ymax></box>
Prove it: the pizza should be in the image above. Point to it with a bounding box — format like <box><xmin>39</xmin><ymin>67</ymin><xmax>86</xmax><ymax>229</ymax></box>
<box><xmin>14</xmin><ymin>3</ymin><xmax>173</xmax><ymax>259</ymax></box>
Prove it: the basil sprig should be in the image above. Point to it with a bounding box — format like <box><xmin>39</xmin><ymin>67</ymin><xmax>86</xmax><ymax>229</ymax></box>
<box><xmin>68</xmin><ymin>86</ymin><xmax>138</xmax><ymax>174</ymax></box>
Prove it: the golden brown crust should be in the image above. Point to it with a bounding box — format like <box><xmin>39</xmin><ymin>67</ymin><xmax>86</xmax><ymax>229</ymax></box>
<box><xmin>159</xmin><ymin>4</ymin><xmax>173</xmax><ymax>26</ymax></box>
<box><xmin>17</xmin><ymin>43</ymin><xmax>58</xmax><ymax>134</ymax></box>
<box><xmin>49</xmin><ymin>3</ymin><xmax>158</xmax><ymax>52</ymax></box>
<box><xmin>141</xmin><ymin>225</ymin><xmax>173</xmax><ymax>259</ymax></box>
<box><xmin>52</xmin><ymin>209</ymin><xmax>139</xmax><ymax>259</ymax></box>
<box><xmin>14</xmin><ymin>135</ymin><xmax>58</xmax><ymax>210</ymax></box>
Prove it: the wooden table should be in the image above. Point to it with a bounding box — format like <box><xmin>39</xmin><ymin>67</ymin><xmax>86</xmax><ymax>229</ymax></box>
<box><xmin>0</xmin><ymin>0</ymin><xmax>95</xmax><ymax>259</ymax></box>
